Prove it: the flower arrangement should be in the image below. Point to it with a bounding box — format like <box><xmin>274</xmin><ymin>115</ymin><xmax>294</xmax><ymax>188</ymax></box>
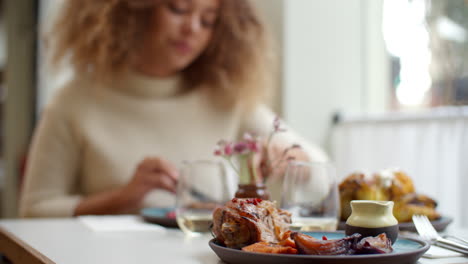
<box><xmin>214</xmin><ymin>117</ymin><xmax>301</xmax><ymax>185</ymax></box>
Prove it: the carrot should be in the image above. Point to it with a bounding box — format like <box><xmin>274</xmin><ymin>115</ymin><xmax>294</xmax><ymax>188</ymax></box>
<box><xmin>278</xmin><ymin>238</ymin><xmax>296</xmax><ymax>248</ymax></box>
<box><xmin>242</xmin><ymin>242</ymin><xmax>298</xmax><ymax>254</ymax></box>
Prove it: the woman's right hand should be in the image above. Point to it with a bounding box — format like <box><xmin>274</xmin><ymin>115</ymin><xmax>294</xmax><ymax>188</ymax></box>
<box><xmin>73</xmin><ymin>157</ymin><xmax>178</xmax><ymax>216</ymax></box>
<box><xmin>122</xmin><ymin>157</ymin><xmax>179</xmax><ymax>204</ymax></box>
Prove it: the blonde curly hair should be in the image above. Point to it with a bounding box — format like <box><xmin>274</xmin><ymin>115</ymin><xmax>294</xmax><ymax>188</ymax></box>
<box><xmin>49</xmin><ymin>0</ymin><xmax>274</xmax><ymax>109</ymax></box>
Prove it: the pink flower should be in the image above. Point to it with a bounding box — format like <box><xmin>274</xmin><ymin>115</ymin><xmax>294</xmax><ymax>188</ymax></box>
<box><xmin>248</xmin><ymin>141</ymin><xmax>261</xmax><ymax>152</ymax></box>
<box><xmin>233</xmin><ymin>142</ymin><xmax>249</xmax><ymax>155</ymax></box>
<box><xmin>224</xmin><ymin>143</ymin><xmax>234</xmax><ymax>156</ymax></box>
<box><xmin>243</xmin><ymin>133</ymin><xmax>261</xmax><ymax>153</ymax></box>
<box><xmin>213</xmin><ymin>115</ymin><xmax>300</xmax><ymax>184</ymax></box>
<box><xmin>216</xmin><ymin>140</ymin><xmax>234</xmax><ymax>156</ymax></box>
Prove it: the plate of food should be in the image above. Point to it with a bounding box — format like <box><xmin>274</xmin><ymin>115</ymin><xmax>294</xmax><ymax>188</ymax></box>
<box><xmin>338</xmin><ymin>169</ymin><xmax>451</xmax><ymax>231</ymax></box>
<box><xmin>140</xmin><ymin>207</ymin><xmax>178</xmax><ymax>228</ymax></box>
<box><xmin>209</xmin><ymin>198</ymin><xmax>429</xmax><ymax>264</ymax></box>
<box><xmin>209</xmin><ymin>232</ymin><xmax>429</xmax><ymax>264</ymax></box>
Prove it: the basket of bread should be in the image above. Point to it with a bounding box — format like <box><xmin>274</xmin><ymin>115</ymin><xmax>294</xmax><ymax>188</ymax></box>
<box><xmin>339</xmin><ymin>169</ymin><xmax>441</xmax><ymax>223</ymax></box>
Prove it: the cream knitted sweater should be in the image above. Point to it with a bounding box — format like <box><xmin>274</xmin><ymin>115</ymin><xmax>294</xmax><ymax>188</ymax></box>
<box><xmin>19</xmin><ymin>72</ymin><xmax>328</xmax><ymax>217</ymax></box>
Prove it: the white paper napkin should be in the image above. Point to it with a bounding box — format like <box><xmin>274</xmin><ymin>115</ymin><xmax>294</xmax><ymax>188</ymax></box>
<box><xmin>423</xmin><ymin>245</ymin><xmax>464</xmax><ymax>259</ymax></box>
<box><xmin>78</xmin><ymin>215</ymin><xmax>166</xmax><ymax>233</ymax></box>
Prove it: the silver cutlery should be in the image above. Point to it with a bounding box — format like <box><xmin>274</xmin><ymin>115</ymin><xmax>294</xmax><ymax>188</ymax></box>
<box><xmin>189</xmin><ymin>188</ymin><xmax>217</xmax><ymax>203</ymax></box>
<box><xmin>412</xmin><ymin>214</ymin><xmax>468</xmax><ymax>255</ymax></box>
<box><xmin>443</xmin><ymin>234</ymin><xmax>468</xmax><ymax>246</ymax></box>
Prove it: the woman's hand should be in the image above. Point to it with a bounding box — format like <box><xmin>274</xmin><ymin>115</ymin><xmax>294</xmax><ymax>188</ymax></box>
<box><xmin>74</xmin><ymin>157</ymin><xmax>178</xmax><ymax>216</ymax></box>
<box><xmin>258</xmin><ymin>141</ymin><xmax>309</xmax><ymax>181</ymax></box>
<box><xmin>123</xmin><ymin>157</ymin><xmax>179</xmax><ymax>204</ymax></box>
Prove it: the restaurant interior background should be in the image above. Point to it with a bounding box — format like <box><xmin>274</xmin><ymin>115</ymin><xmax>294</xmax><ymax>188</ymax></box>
<box><xmin>1</xmin><ymin>0</ymin><xmax>467</xmax><ymax>228</ymax></box>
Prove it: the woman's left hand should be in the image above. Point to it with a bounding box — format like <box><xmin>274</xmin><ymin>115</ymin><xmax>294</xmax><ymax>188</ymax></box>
<box><xmin>257</xmin><ymin>141</ymin><xmax>309</xmax><ymax>182</ymax></box>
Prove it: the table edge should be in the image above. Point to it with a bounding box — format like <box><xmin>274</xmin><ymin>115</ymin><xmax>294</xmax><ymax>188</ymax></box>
<box><xmin>0</xmin><ymin>226</ymin><xmax>55</xmax><ymax>264</ymax></box>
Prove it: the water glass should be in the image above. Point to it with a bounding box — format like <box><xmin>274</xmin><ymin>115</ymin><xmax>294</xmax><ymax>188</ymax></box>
<box><xmin>281</xmin><ymin>161</ymin><xmax>340</xmax><ymax>232</ymax></box>
<box><xmin>175</xmin><ymin>160</ymin><xmax>231</xmax><ymax>236</ymax></box>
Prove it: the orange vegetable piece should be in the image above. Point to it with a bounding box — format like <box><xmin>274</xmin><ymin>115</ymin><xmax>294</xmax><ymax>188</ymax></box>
<box><xmin>278</xmin><ymin>237</ymin><xmax>296</xmax><ymax>248</ymax></box>
<box><xmin>242</xmin><ymin>242</ymin><xmax>298</xmax><ymax>254</ymax></box>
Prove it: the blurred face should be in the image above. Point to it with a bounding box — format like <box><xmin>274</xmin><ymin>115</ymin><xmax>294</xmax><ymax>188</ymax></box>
<box><xmin>135</xmin><ymin>0</ymin><xmax>220</xmax><ymax>77</ymax></box>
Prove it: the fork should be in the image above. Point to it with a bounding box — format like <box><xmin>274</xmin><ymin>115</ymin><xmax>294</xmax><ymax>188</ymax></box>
<box><xmin>412</xmin><ymin>214</ymin><xmax>468</xmax><ymax>255</ymax></box>
<box><xmin>444</xmin><ymin>235</ymin><xmax>468</xmax><ymax>246</ymax></box>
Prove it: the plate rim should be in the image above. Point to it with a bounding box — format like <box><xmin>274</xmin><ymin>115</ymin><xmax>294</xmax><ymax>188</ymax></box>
<box><xmin>140</xmin><ymin>207</ymin><xmax>178</xmax><ymax>228</ymax></box>
<box><xmin>140</xmin><ymin>207</ymin><xmax>175</xmax><ymax>217</ymax></box>
<box><xmin>209</xmin><ymin>231</ymin><xmax>430</xmax><ymax>260</ymax></box>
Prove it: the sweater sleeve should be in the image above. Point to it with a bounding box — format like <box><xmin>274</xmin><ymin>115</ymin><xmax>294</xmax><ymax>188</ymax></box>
<box><xmin>19</xmin><ymin>99</ymin><xmax>83</xmax><ymax>218</ymax></box>
<box><xmin>241</xmin><ymin>104</ymin><xmax>329</xmax><ymax>163</ymax></box>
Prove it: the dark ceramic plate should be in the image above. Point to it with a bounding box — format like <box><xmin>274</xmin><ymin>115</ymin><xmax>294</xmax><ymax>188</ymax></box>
<box><xmin>140</xmin><ymin>208</ymin><xmax>178</xmax><ymax>228</ymax></box>
<box><xmin>338</xmin><ymin>216</ymin><xmax>453</xmax><ymax>232</ymax></box>
<box><xmin>209</xmin><ymin>232</ymin><xmax>429</xmax><ymax>264</ymax></box>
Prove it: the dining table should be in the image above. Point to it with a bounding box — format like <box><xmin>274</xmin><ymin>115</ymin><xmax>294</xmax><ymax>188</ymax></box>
<box><xmin>0</xmin><ymin>216</ymin><xmax>467</xmax><ymax>264</ymax></box>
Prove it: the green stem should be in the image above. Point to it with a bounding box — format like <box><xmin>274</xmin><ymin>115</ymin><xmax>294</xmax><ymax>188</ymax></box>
<box><xmin>224</xmin><ymin>156</ymin><xmax>240</xmax><ymax>175</ymax></box>
<box><xmin>239</xmin><ymin>155</ymin><xmax>250</xmax><ymax>184</ymax></box>
<box><xmin>249</xmin><ymin>153</ymin><xmax>259</xmax><ymax>184</ymax></box>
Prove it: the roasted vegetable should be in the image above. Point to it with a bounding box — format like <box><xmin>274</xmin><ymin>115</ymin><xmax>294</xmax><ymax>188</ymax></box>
<box><xmin>290</xmin><ymin>232</ymin><xmax>393</xmax><ymax>255</ymax></box>
<box><xmin>291</xmin><ymin>232</ymin><xmax>361</xmax><ymax>255</ymax></box>
<box><xmin>242</xmin><ymin>242</ymin><xmax>297</xmax><ymax>254</ymax></box>
<box><xmin>354</xmin><ymin>233</ymin><xmax>393</xmax><ymax>254</ymax></box>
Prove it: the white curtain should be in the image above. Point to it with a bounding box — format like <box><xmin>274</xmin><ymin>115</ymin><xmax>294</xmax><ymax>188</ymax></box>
<box><xmin>330</xmin><ymin>107</ymin><xmax>468</xmax><ymax>228</ymax></box>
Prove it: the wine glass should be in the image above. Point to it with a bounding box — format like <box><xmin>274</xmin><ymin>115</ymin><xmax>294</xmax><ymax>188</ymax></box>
<box><xmin>175</xmin><ymin>160</ymin><xmax>231</xmax><ymax>236</ymax></box>
<box><xmin>281</xmin><ymin>161</ymin><xmax>340</xmax><ymax>231</ymax></box>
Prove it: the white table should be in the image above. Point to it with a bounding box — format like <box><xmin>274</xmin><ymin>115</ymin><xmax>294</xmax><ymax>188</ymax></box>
<box><xmin>0</xmin><ymin>218</ymin><xmax>467</xmax><ymax>264</ymax></box>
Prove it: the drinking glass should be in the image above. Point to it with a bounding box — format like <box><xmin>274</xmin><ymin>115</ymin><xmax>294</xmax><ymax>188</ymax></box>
<box><xmin>175</xmin><ymin>160</ymin><xmax>231</xmax><ymax>236</ymax></box>
<box><xmin>281</xmin><ymin>161</ymin><xmax>340</xmax><ymax>232</ymax></box>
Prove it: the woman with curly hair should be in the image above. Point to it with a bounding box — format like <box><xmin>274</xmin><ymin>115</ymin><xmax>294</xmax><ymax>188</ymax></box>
<box><xmin>19</xmin><ymin>0</ymin><xmax>328</xmax><ymax>217</ymax></box>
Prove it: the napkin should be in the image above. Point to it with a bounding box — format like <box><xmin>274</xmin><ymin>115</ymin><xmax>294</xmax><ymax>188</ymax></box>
<box><xmin>423</xmin><ymin>245</ymin><xmax>464</xmax><ymax>259</ymax></box>
<box><xmin>78</xmin><ymin>215</ymin><xmax>166</xmax><ymax>233</ymax></box>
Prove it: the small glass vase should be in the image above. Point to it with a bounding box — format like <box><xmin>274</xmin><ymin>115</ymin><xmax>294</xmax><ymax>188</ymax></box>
<box><xmin>234</xmin><ymin>183</ymin><xmax>270</xmax><ymax>200</ymax></box>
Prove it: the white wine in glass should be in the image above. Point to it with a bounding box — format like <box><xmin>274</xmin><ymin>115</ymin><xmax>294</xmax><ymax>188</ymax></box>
<box><xmin>175</xmin><ymin>160</ymin><xmax>230</xmax><ymax>236</ymax></box>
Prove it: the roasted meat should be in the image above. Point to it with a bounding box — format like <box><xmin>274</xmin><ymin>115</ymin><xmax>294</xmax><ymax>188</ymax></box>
<box><xmin>212</xmin><ymin>198</ymin><xmax>291</xmax><ymax>249</ymax></box>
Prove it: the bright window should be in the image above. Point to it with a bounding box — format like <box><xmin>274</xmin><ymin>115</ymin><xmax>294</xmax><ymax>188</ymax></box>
<box><xmin>384</xmin><ymin>0</ymin><xmax>468</xmax><ymax>109</ymax></box>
